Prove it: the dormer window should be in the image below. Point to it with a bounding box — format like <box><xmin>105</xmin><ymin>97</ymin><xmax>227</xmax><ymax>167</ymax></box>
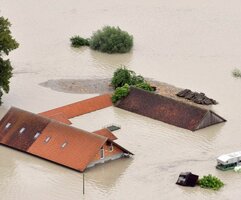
<box><xmin>61</xmin><ymin>142</ymin><xmax>67</xmax><ymax>148</ymax></box>
<box><xmin>107</xmin><ymin>141</ymin><xmax>114</xmax><ymax>152</ymax></box>
<box><xmin>34</xmin><ymin>132</ymin><xmax>41</xmax><ymax>139</ymax></box>
<box><xmin>19</xmin><ymin>127</ymin><xmax>26</xmax><ymax>134</ymax></box>
<box><xmin>5</xmin><ymin>123</ymin><xmax>11</xmax><ymax>129</ymax></box>
<box><xmin>109</xmin><ymin>143</ymin><xmax>114</xmax><ymax>152</ymax></box>
<box><xmin>44</xmin><ymin>136</ymin><xmax>51</xmax><ymax>143</ymax></box>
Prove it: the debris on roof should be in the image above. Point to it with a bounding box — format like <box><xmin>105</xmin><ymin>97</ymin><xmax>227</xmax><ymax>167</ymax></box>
<box><xmin>176</xmin><ymin>89</ymin><xmax>218</xmax><ymax>105</ymax></box>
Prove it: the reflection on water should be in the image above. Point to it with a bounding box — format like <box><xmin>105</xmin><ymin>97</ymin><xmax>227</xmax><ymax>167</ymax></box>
<box><xmin>1</xmin><ymin>0</ymin><xmax>241</xmax><ymax>199</ymax></box>
<box><xmin>85</xmin><ymin>157</ymin><xmax>133</xmax><ymax>190</ymax></box>
<box><xmin>90</xmin><ymin>49</ymin><xmax>133</xmax><ymax>72</ymax></box>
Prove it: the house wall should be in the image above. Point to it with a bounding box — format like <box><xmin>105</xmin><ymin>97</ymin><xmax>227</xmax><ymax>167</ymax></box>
<box><xmin>91</xmin><ymin>143</ymin><xmax>124</xmax><ymax>163</ymax></box>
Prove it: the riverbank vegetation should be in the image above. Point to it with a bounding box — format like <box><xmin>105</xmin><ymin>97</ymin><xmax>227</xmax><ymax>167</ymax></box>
<box><xmin>70</xmin><ymin>26</ymin><xmax>133</xmax><ymax>54</ymax></box>
<box><xmin>197</xmin><ymin>174</ymin><xmax>224</xmax><ymax>190</ymax></box>
<box><xmin>232</xmin><ymin>68</ymin><xmax>241</xmax><ymax>78</ymax></box>
<box><xmin>111</xmin><ymin>67</ymin><xmax>155</xmax><ymax>103</ymax></box>
<box><xmin>0</xmin><ymin>16</ymin><xmax>19</xmax><ymax>105</ymax></box>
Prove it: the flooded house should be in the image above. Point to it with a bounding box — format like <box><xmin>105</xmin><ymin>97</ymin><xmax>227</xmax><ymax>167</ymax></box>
<box><xmin>116</xmin><ymin>87</ymin><xmax>226</xmax><ymax>131</ymax></box>
<box><xmin>0</xmin><ymin>107</ymin><xmax>133</xmax><ymax>172</ymax></box>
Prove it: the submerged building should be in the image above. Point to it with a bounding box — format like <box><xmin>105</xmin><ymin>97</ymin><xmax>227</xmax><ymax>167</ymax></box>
<box><xmin>116</xmin><ymin>87</ymin><xmax>226</xmax><ymax>131</ymax></box>
<box><xmin>0</xmin><ymin>107</ymin><xmax>133</xmax><ymax>172</ymax></box>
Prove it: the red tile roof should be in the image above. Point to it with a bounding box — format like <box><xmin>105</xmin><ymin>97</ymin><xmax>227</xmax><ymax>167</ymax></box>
<box><xmin>93</xmin><ymin>128</ymin><xmax>118</xmax><ymax>141</ymax></box>
<box><xmin>0</xmin><ymin>107</ymin><xmax>132</xmax><ymax>172</ymax></box>
<box><xmin>44</xmin><ymin>113</ymin><xmax>72</xmax><ymax>125</ymax></box>
<box><xmin>39</xmin><ymin>94</ymin><xmax>112</xmax><ymax>120</ymax></box>
<box><xmin>28</xmin><ymin>121</ymin><xmax>107</xmax><ymax>171</ymax></box>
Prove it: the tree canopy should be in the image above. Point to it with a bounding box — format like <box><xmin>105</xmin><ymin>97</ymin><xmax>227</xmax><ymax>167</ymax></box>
<box><xmin>70</xmin><ymin>26</ymin><xmax>133</xmax><ymax>54</ymax></box>
<box><xmin>111</xmin><ymin>67</ymin><xmax>155</xmax><ymax>103</ymax></box>
<box><xmin>0</xmin><ymin>16</ymin><xmax>19</xmax><ymax>105</ymax></box>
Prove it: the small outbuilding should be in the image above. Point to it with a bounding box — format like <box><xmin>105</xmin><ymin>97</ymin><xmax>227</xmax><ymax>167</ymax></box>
<box><xmin>176</xmin><ymin>172</ymin><xmax>199</xmax><ymax>187</ymax></box>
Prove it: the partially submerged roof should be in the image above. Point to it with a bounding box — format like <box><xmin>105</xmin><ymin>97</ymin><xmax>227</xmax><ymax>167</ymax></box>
<box><xmin>116</xmin><ymin>87</ymin><xmax>226</xmax><ymax>131</ymax></box>
<box><xmin>217</xmin><ymin>151</ymin><xmax>241</xmax><ymax>163</ymax></box>
<box><xmin>39</xmin><ymin>94</ymin><xmax>112</xmax><ymax>120</ymax></box>
<box><xmin>44</xmin><ymin>113</ymin><xmax>72</xmax><ymax>125</ymax></box>
<box><xmin>93</xmin><ymin>128</ymin><xmax>118</xmax><ymax>141</ymax></box>
<box><xmin>0</xmin><ymin>107</ymin><xmax>49</xmax><ymax>151</ymax></box>
<box><xmin>0</xmin><ymin>107</ymin><xmax>132</xmax><ymax>172</ymax></box>
<box><xmin>28</xmin><ymin>121</ymin><xmax>107</xmax><ymax>171</ymax></box>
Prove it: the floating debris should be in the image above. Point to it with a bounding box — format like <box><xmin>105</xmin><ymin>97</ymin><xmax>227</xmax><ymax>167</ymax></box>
<box><xmin>176</xmin><ymin>172</ymin><xmax>199</xmax><ymax>187</ymax></box>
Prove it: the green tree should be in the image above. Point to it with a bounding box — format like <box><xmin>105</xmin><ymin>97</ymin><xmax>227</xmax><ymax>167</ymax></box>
<box><xmin>111</xmin><ymin>67</ymin><xmax>133</xmax><ymax>89</ymax></box>
<box><xmin>0</xmin><ymin>16</ymin><xmax>19</xmax><ymax>105</ymax></box>
<box><xmin>89</xmin><ymin>26</ymin><xmax>133</xmax><ymax>54</ymax></box>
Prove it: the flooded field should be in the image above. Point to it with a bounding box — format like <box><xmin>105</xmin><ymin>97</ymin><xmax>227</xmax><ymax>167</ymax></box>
<box><xmin>0</xmin><ymin>0</ymin><xmax>241</xmax><ymax>199</ymax></box>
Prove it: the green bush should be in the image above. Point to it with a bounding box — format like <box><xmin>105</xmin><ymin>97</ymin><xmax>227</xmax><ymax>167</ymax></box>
<box><xmin>111</xmin><ymin>67</ymin><xmax>133</xmax><ymax>89</ymax></box>
<box><xmin>130</xmin><ymin>75</ymin><xmax>145</xmax><ymax>85</ymax></box>
<box><xmin>111</xmin><ymin>84</ymin><xmax>130</xmax><ymax>103</ymax></box>
<box><xmin>70</xmin><ymin>36</ymin><xmax>89</xmax><ymax>47</ymax></box>
<box><xmin>232</xmin><ymin>68</ymin><xmax>241</xmax><ymax>78</ymax></box>
<box><xmin>111</xmin><ymin>67</ymin><xmax>148</xmax><ymax>89</ymax></box>
<box><xmin>134</xmin><ymin>82</ymin><xmax>155</xmax><ymax>92</ymax></box>
<box><xmin>89</xmin><ymin>26</ymin><xmax>133</xmax><ymax>54</ymax></box>
<box><xmin>198</xmin><ymin>174</ymin><xmax>224</xmax><ymax>190</ymax></box>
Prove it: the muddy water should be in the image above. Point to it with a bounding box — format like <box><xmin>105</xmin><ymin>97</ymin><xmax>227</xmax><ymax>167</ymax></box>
<box><xmin>0</xmin><ymin>0</ymin><xmax>241</xmax><ymax>199</ymax></box>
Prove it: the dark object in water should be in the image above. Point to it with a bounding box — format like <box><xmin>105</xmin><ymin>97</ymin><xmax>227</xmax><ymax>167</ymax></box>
<box><xmin>106</xmin><ymin>124</ymin><xmax>121</xmax><ymax>131</ymax></box>
<box><xmin>176</xmin><ymin>89</ymin><xmax>218</xmax><ymax>105</ymax></box>
<box><xmin>176</xmin><ymin>172</ymin><xmax>199</xmax><ymax>187</ymax></box>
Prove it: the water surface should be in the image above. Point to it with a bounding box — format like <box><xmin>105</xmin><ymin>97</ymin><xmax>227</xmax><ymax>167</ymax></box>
<box><xmin>0</xmin><ymin>0</ymin><xmax>241</xmax><ymax>199</ymax></box>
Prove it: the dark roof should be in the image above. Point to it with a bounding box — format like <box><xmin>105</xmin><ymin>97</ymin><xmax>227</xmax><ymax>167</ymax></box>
<box><xmin>0</xmin><ymin>107</ymin><xmax>132</xmax><ymax>171</ymax></box>
<box><xmin>0</xmin><ymin>107</ymin><xmax>49</xmax><ymax>151</ymax></box>
<box><xmin>116</xmin><ymin>87</ymin><xmax>226</xmax><ymax>131</ymax></box>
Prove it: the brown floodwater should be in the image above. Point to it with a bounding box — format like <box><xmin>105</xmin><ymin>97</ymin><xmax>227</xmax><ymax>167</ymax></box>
<box><xmin>0</xmin><ymin>0</ymin><xmax>241</xmax><ymax>199</ymax></box>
